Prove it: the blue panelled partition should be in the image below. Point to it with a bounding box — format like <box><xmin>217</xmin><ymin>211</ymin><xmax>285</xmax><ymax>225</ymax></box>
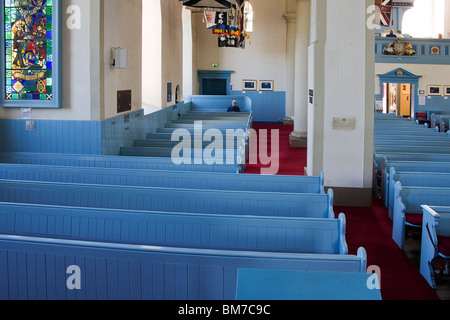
<box><xmin>232</xmin><ymin>91</ymin><xmax>285</xmax><ymax>123</ymax></box>
<box><xmin>0</xmin><ymin>92</ymin><xmax>289</xmax><ymax>155</ymax></box>
<box><xmin>0</xmin><ymin>119</ymin><xmax>102</xmax><ymax>155</ymax></box>
<box><xmin>0</xmin><ymin>102</ymin><xmax>191</xmax><ymax>156</ymax></box>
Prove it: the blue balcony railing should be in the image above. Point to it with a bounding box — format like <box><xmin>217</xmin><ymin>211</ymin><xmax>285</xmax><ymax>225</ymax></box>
<box><xmin>375</xmin><ymin>37</ymin><xmax>450</xmax><ymax>65</ymax></box>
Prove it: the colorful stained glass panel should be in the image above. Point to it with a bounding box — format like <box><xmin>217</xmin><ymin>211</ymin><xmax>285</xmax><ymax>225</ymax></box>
<box><xmin>4</xmin><ymin>0</ymin><xmax>53</xmax><ymax>100</ymax></box>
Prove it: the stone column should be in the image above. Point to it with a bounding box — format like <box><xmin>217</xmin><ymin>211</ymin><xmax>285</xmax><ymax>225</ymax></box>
<box><xmin>307</xmin><ymin>0</ymin><xmax>375</xmax><ymax>206</ymax></box>
<box><xmin>290</xmin><ymin>0</ymin><xmax>310</xmax><ymax>148</ymax></box>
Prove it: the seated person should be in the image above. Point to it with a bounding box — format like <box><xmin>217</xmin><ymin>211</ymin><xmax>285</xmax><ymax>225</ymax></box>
<box><xmin>386</xmin><ymin>29</ymin><xmax>397</xmax><ymax>38</ymax></box>
<box><xmin>227</xmin><ymin>100</ymin><xmax>241</xmax><ymax>113</ymax></box>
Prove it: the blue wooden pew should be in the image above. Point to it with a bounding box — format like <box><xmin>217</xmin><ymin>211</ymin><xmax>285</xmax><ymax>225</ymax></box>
<box><xmin>420</xmin><ymin>206</ymin><xmax>450</xmax><ymax>289</ymax></box>
<box><xmin>164</xmin><ymin>123</ymin><xmax>249</xmax><ymax>131</ymax></box>
<box><xmin>188</xmin><ymin>95</ymin><xmax>253</xmax><ymax>113</ymax></box>
<box><xmin>0</xmin><ymin>152</ymin><xmax>240</xmax><ymax>173</ymax></box>
<box><xmin>392</xmin><ymin>181</ymin><xmax>450</xmax><ymax>250</ymax></box>
<box><xmin>173</xmin><ymin>119</ymin><xmax>249</xmax><ymax>124</ymax></box>
<box><xmin>180</xmin><ymin>114</ymin><xmax>251</xmax><ymax>121</ymax></box>
<box><xmin>0</xmin><ymin>235</ymin><xmax>367</xmax><ymax>300</ymax></box>
<box><xmin>119</xmin><ymin>146</ymin><xmax>244</xmax><ymax>163</ymax></box>
<box><xmin>374</xmin><ymin>114</ymin><xmax>405</xmax><ymax>120</ymax></box>
<box><xmin>387</xmin><ymin>168</ymin><xmax>450</xmax><ymax>216</ymax></box>
<box><xmin>374</xmin><ymin>123</ymin><xmax>427</xmax><ymax>129</ymax></box>
<box><xmin>0</xmin><ymin>163</ymin><xmax>325</xmax><ymax>194</ymax></box>
<box><xmin>0</xmin><ymin>180</ymin><xmax>337</xmax><ymax>219</ymax></box>
<box><xmin>133</xmin><ymin>139</ymin><xmax>244</xmax><ymax>149</ymax></box>
<box><xmin>375</xmin><ymin>146</ymin><xmax>450</xmax><ymax>155</ymax></box>
<box><xmin>0</xmin><ymin>202</ymin><xmax>348</xmax><ymax>255</ymax></box>
<box><xmin>146</xmin><ymin>132</ymin><xmax>245</xmax><ymax>140</ymax></box>
<box><xmin>156</xmin><ymin>128</ymin><xmax>244</xmax><ymax>135</ymax></box>
<box><xmin>380</xmin><ymin>159</ymin><xmax>450</xmax><ymax>208</ymax></box>
<box><xmin>374</xmin><ymin>152</ymin><xmax>450</xmax><ymax>178</ymax></box>
<box><xmin>235</xmin><ymin>269</ymin><xmax>382</xmax><ymax>300</ymax></box>
<box><xmin>373</xmin><ymin>154</ymin><xmax>450</xmax><ymax>201</ymax></box>
<box><xmin>374</xmin><ymin>139</ymin><xmax>450</xmax><ymax>147</ymax></box>
<box><xmin>374</xmin><ymin>133</ymin><xmax>450</xmax><ymax>141</ymax></box>
<box><xmin>375</xmin><ymin>153</ymin><xmax>450</xmax><ymax>175</ymax></box>
<box><xmin>374</xmin><ymin>114</ymin><xmax>415</xmax><ymax>119</ymax></box>
<box><xmin>374</xmin><ymin>135</ymin><xmax>450</xmax><ymax>145</ymax></box>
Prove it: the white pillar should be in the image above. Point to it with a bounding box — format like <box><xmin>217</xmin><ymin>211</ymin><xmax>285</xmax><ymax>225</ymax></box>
<box><xmin>283</xmin><ymin>0</ymin><xmax>297</xmax><ymax>124</ymax></box>
<box><xmin>307</xmin><ymin>0</ymin><xmax>374</xmax><ymax>206</ymax></box>
<box><xmin>290</xmin><ymin>0</ymin><xmax>310</xmax><ymax>146</ymax></box>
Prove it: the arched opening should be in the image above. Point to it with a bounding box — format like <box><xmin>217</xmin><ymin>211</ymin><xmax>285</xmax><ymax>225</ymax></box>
<box><xmin>244</xmin><ymin>1</ymin><xmax>254</xmax><ymax>33</ymax></box>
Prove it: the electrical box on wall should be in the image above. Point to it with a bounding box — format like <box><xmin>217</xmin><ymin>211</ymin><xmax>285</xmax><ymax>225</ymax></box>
<box><xmin>111</xmin><ymin>48</ymin><xmax>128</xmax><ymax>69</ymax></box>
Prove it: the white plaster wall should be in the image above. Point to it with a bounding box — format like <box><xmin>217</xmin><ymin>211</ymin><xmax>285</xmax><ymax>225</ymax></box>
<box><xmin>102</xmin><ymin>0</ymin><xmax>142</xmax><ymax>120</ymax></box>
<box><xmin>194</xmin><ymin>0</ymin><xmax>287</xmax><ymax>92</ymax></box>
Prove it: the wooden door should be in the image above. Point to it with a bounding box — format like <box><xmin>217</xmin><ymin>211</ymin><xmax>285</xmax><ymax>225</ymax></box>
<box><xmin>400</xmin><ymin>83</ymin><xmax>411</xmax><ymax>117</ymax></box>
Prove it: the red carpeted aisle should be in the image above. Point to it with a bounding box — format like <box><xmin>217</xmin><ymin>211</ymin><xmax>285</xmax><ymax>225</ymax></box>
<box><xmin>245</xmin><ymin>123</ymin><xmax>307</xmax><ymax>176</ymax></box>
<box><xmin>246</xmin><ymin>123</ymin><xmax>440</xmax><ymax>300</ymax></box>
<box><xmin>335</xmin><ymin>199</ymin><xmax>440</xmax><ymax>300</ymax></box>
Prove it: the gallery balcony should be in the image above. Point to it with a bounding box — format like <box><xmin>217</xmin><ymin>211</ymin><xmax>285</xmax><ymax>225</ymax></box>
<box><xmin>375</xmin><ymin>37</ymin><xmax>450</xmax><ymax>65</ymax></box>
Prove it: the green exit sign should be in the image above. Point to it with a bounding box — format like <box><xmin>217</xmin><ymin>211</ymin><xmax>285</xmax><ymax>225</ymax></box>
<box><xmin>212</xmin><ymin>63</ymin><xmax>219</xmax><ymax>69</ymax></box>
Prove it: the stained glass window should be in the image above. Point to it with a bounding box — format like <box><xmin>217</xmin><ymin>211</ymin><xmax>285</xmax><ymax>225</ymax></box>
<box><xmin>2</xmin><ymin>0</ymin><xmax>60</xmax><ymax>108</ymax></box>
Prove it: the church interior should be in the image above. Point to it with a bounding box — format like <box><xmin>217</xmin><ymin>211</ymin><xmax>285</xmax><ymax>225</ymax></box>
<box><xmin>1</xmin><ymin>0</ymin><xmax>450</xmax><ymax>302</ymax></box>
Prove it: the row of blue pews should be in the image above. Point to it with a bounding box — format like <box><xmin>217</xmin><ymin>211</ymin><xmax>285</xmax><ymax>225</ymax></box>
<box><xmin>374</xmin><ymin>113</ymin><xmax>450</xmax><ymax>290</ymax></box>
<box><xmin>120</xmin><ymin>99</ymin><xmax>253</xmax><ymax>173</ymax></box>
<box><xmin>0</xmin><ymin>99</ymin><xmax>375</xmax><ymax>300</ymax></box>
<box><xmin>0</xmin><ymin>152</ymin><xmax>373</xmax><ymax>300</ymax></box>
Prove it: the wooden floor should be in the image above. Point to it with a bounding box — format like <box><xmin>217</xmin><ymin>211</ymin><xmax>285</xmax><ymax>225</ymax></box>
<box><xmin>404</xmin><ymin>227</ymin><xmax>450</xmax><ymax>300</ymax></box>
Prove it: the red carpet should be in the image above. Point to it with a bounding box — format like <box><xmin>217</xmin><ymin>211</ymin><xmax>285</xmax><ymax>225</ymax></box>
<box><xmin>336</xmin><ymin>199</ymin><xmax>440</xmax><ymax>300</ymax></box>
<box><xmin>245</xmin><ymin>123</ymin><xmax>306</xmax><ymax>176</ymax></box>
<box><xmin>246</xmin><ymin>123</ymin><xmax>440</xmax><ymax>300</ymax></box>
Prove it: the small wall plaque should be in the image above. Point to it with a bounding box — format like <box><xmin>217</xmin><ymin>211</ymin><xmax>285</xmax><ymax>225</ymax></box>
<box><xmin>333</xmin><ymin>118</ymin><xmax>356</xmax><ymax>131</ymax></box>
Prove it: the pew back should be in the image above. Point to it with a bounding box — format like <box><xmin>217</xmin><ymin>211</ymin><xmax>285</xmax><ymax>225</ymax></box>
<box><xmin>0</xmin><ymin>202</ymin><xmax>347</xmax><ymax>254</ymax></box>
<box><xmin>0</xmin><ymin>180</ymin><xmax>336</xmax><ymax>219</ymax></box>
<box><xmin>392</xmin><ymin>182</ymin><xmax>450</xmax><ymax>249</ymax></box>
<box><xmin>0</xmin><ymin>152</ymin><xmax>239</xmax><ymax>173</ymax></box>
<box><xmin>387</xmin><ymin>168</ymin><xmax>450</xmax><ymax>211</ymax></box>
<box><xmin>375</xmin><ymin>146</ymin><xmax>450</xmax><ymax>155</ymax></box>
<box><xmin>0</xmin><ymin>235</ymin><xmax>367</xmax><ymax>300</ymax></box>
<box><xmin>0</xmin><ymin>163</ymin><xmax>325</xmax><ymax>194</ymax></box>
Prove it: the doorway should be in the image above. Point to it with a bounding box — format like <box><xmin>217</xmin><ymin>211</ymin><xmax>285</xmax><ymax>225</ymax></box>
<box><xmin>382</xmin><ymin>83</ymin><xmax>412</xmax><ymax>117</ymax></box>
<box><xmin>377</xmin><ymin>68</ymin><xmax>422</xmax><ymax>120</ymax></box>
